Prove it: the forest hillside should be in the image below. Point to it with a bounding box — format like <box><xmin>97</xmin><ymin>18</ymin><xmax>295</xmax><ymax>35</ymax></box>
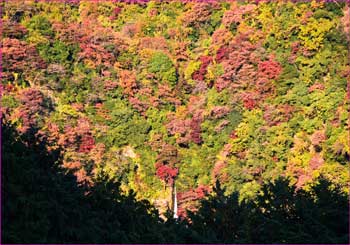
<box><xmin>1</xmin><ymin>0</ymin><xmax>350</xmax><ymax>243</ymax></box>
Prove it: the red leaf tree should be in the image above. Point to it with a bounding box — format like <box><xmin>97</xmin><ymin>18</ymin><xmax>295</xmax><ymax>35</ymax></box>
<box><xmin>2</xmin><ymin>38</ymin><xmax>46</xmax><ymax>81</ymax></box>
<box><xmin>192</xmin><ymin>56</ymin><xmax>212</xmax><ymax>81</ymax></box>
<box><xmin>13</xmin><ymin>88</ymin><xmax>48</xmax><ymax>134</ymax></box>
<box><xmin>155</xmin><ymin>144</ymin><xmax>179</xmax><ymax>186</ymax></box>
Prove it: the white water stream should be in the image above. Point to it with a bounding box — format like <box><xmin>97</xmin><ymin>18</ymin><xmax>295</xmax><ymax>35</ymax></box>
<box><xmin>173</xmin><ymin>185</ymin><xmax>178</xmax><ymax>219</ymax></box>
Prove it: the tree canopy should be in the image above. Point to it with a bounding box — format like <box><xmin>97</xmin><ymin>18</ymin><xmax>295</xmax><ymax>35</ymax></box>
<box><xmin>2</xmin><ymin>0</ymin><xmax>349</xmax><ymax>243</ymax></box>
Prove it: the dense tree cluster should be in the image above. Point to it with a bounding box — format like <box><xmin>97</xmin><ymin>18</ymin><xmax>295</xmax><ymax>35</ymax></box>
<box><xmin>2</xmin><ymin>0</ymin><xmax>349</xmax><ymax>243</ymax></box>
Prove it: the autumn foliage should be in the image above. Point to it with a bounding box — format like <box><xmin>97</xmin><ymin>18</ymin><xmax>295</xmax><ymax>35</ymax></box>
<box><xmin>1</xmin><ymin>2</ymin><xmax>349</xmax><ymax>241</ymax></box>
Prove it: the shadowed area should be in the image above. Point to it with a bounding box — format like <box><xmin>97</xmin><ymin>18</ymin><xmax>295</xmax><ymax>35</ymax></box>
<box><xmin>2</xmin><ymin>121</ymin><xmax>349</xmax><ymax>244</ymax></box>
<box><xmin>1</xmin><ymin>121</ymin><xmax>192</xmax><ymax>243</ymax></box>
<box><xmin>187</xmin><ymin>178</ymin><xmax>349</xmax><ymax>244</ymax></box>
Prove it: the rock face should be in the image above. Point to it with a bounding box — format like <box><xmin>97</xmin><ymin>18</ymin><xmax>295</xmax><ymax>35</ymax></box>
<box><xmin>153</xmin><ymin>198</ymin><xmax>170</xmax><ymax>220</ymax></box>
<box><xmin>153</xmin><ymin>183</ymin><xmax>177</xmax><ymax>220</ymax></box>
<box><xmin>122</xmin><ymin>145</ymin><xmax>137</xmax><ymax>158</ymax></box>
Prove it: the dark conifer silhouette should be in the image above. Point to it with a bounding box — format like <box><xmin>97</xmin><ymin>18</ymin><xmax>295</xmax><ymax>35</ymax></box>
<box><xmin>2</xmin><ymin>121</ymin><xmax>348</xmax><ymax>243</ymax></box>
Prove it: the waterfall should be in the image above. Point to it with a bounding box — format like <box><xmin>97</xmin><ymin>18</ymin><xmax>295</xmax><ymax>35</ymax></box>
<box><xmin>173</xmin><ymin>185</ymin><xmax>178</xmax><ymax>219</ymax></box>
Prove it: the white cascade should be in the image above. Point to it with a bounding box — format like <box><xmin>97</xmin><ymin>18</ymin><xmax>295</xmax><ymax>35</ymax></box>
<box><xmin>173</xmin><ymin>185</ymin><xmax>178</xmax><ymax>219</ymax></box>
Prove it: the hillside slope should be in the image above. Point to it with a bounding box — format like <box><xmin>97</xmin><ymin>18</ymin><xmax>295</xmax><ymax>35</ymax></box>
<box><xmin>2</xmin><ymin>0</ymin><xmax>349</xmax><ymax>219</ymax></box>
